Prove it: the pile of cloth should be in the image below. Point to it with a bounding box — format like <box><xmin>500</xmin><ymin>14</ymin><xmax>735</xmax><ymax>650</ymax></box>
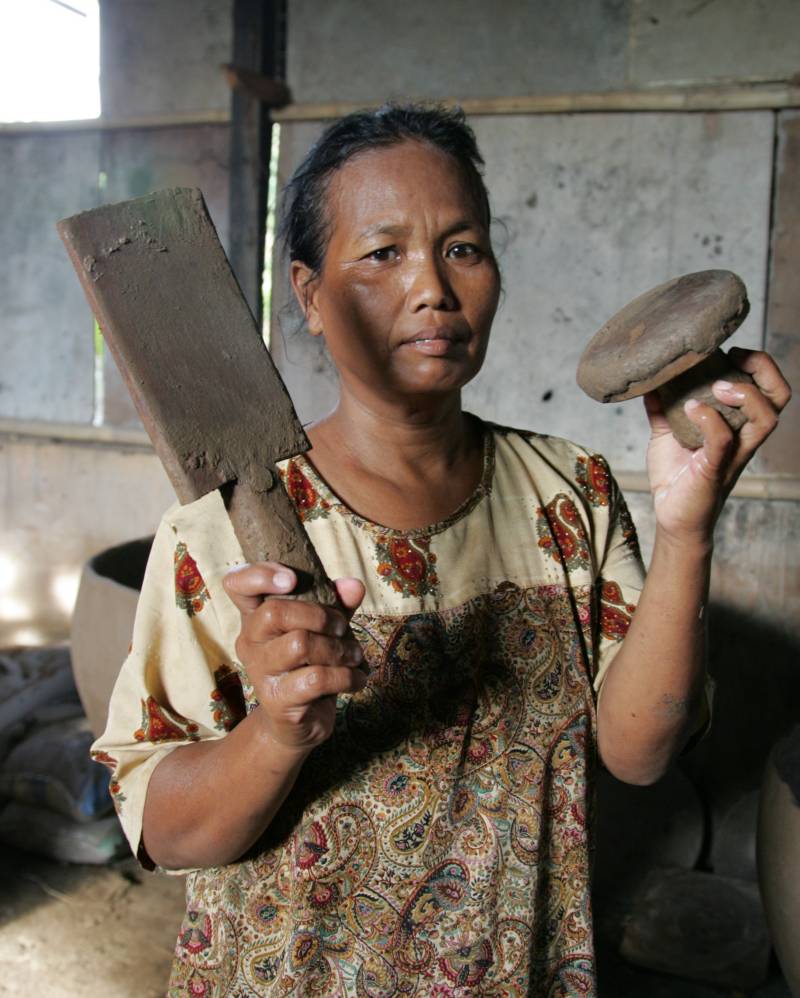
<box><xmin>0</xmin><ymin>645</ymin><xmax>127</xmax><ymax>864</ymax></box>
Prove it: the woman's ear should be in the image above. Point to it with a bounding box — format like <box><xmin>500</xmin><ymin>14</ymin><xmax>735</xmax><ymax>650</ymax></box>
<box><xmin>289</xmin><ymin>261</ymin><xmax>324</xmax><ymax>336</ymax></box>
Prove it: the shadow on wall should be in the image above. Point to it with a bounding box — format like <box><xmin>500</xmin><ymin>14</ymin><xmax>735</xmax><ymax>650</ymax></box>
<box><xmin>687</xmin><ymin>601</ymin><xmax>800</xmax><ymax>827</ymax></box>
<box><xmin>594</xmin><ymin>601</ymin><xmax>800</xmax><ymax>992</ymax></box>
<box><xmin>596</xmin><ymin>601</ymin><xmax>800</xmax><ymax>877</ymax></box>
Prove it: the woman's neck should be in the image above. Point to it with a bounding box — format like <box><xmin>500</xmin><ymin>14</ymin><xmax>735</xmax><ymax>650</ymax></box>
<box><xmin>304</xmin><ymin>390</ymin><xmax>485</xmax><ymax>530</ymax></box>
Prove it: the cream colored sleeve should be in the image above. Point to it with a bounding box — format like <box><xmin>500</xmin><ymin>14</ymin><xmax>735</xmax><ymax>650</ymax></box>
<box><xmin>90</xmin><ymin>495</ymin><xmax>249</xmax><ymax>869</ymax></box>
<box><xmin>587</xmin><ymin>460</ymin><xmax>647</xmax><ymax>696</ymax></box>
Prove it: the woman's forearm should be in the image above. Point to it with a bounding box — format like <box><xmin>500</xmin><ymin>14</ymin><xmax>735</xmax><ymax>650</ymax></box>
<box><xmin>596</xmin><ymin>528</ymin><xmax>712</xmax><ymax>785</ymax></box>
<box><xmin>142</xmin><ymin>709</ymin><xmax>309</xmax><ymax>869</ymax></box>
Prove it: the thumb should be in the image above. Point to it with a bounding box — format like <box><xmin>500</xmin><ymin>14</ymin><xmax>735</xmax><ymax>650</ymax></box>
<box><xmin>334</xmin><ymin>577</ymin><xmax>366</xmax><ymax>617</ymax></box>
<box><xmin>643</xmin><ymin>391</ymin><xmax>671</xmax><ymax>436</ymax></box>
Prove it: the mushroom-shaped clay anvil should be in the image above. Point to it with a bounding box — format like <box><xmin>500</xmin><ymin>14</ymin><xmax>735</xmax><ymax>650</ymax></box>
<box><xmin>576</xmin><ymin>270</ymin><xmax>753</xmax><ymax>449</ymax></box>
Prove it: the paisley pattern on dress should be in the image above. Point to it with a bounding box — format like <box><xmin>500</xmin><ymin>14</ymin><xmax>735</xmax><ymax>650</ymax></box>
<box><xmin>575</xmin><ymin>454</ymin><xmax>611</xmax><ymax>508</ymax></box>
<box><xmin>617</xmin><ymin>500</ymin><xmax>642</xmax><ymax>561</ymax></box>
<box><xmin>598</xmin><ymin>579</ymin><xmax>637</xmax><ymax>641</ymax></box>
<box><xmin>134</xmin><ymin>696</ymin><xmax>200</xmax><ymax>744</ymax></box>
<box><xmin>90</xmin><ymin>749</ymin><xmax>127</xmax><ymax>810</ymax></box>
<box><xmin>536</xmin><ymin>495</ymin><xmax>591</xmax><ymax>571</ymax></box>
<box><xmin>374</xmin><ymin>533</ymin><xmax>439</xmax><ymax>598</ymax></box>
<box><xmin>96</xmin><ymin>426</ymin><xmax>648</xmax><ymax>998</ymax></box>
<box><xmin>174</xmin><ymin>542</ymin><xmax>211</xmax><ymax>617</ymax></box>
<box><xmin>279</xmin><ymin>459</ymin><xmax>332</xmax><ymax>523</ymax></box>
<box><xmin>168</xmin><ymin>580</ymin><xmax>598</xmax><ymax>996</ymax></box>
<box><xmin>209</xmin><ymin>665</ymin><xmax>248</xmax><ymax>732</ymax></box>
<box><xmin>576</xmin><ymin>454</ymin><xmax>641</xmax><ymax>561</ymax></box>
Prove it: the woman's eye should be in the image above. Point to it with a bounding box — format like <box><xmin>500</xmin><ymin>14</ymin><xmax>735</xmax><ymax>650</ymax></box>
<box><xmin>447</xmin><ymin>242</ymin><xmax>481</xmax><ymax>260</ymax></box>
<box><xmin>367</xmin><ymin>246</ymin><xmax>398</xmax><ymax>262</ymax></box>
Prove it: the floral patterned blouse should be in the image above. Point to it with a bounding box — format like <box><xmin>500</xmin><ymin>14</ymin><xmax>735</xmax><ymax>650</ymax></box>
<box><xmin>92</xmin><ymin>422</ymin><xmax>646</xmax><ymax>997</ymax></box>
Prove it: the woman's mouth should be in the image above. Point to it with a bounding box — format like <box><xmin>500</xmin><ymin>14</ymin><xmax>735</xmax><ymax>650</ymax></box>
<box><xmin>400</xmin><ymin>328</ymin><xmax>469</xmax><ymax>356</ymax></box>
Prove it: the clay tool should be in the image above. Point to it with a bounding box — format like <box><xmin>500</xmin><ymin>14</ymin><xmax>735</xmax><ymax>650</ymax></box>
<box><xmin>577</xmin><ymin>269</ymin><xmax>753</xmax><ymax>448</ymax></box>
<box><xmin>57</xmin><ymin>187</ymin><xmax>338</xmax><ymax>607</ymax></box>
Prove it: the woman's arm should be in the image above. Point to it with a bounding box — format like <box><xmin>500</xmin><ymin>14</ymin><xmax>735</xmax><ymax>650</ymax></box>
<box><xmin>142</xmin><ymin>565</ymin><xmax>366</xmax><ymax>870</ymax></box>
<box><xmin>597</xmin><ymin>349</ymin><xmax>791</xmax><ymax>785</ymax></box>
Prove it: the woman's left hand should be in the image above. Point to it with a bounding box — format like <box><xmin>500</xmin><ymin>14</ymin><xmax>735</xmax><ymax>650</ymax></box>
<box><xmin>645</xmin><ymin>347</ymin><xmax>792</xmax><ymax>545</ymax></box>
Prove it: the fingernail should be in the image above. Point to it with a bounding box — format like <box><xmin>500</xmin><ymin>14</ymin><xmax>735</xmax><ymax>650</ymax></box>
<box><xmin>348</xmin><ymin>643</ymin><xmax>363</xmax><ymax>664</ymax></box>
<box><xmin>224</xmin><ymin>562</ymin><xmax>250</xmax><ymax>576</ymax></box>
<box><xmin>333</xmin><ymin>618</ymin><xmax>347</xmax><ymax>637</ymax></box>
<box><xmin>684</xmin><ymin>398</ymin><xmax>701</xmax><ymax>412</ymax></box>
<box><xmin>273</xmin><ymin>570</ymin><xmax>293</xmax><ymax>589</ymax></box>
<box><xmin>714</xmin><ymin>379</ymin><xmax>746</xmax><ymax>400</ymax></box>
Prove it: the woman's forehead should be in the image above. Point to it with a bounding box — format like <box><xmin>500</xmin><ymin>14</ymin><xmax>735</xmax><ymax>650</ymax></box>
<box><xmin>325</xmin><ymin>140</ymin><xmax>486</xmax><ymax>237</ymax></box>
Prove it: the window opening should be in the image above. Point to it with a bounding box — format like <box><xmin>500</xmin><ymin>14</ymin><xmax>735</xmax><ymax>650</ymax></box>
<box><xmin>0</xmin><ymin>0</ymin><xmax>100</xmax><ymax>123</ymax></box>
<box><xmin>261</xmin><ymin>123</ymin><xmax>281</xmax><ymax>347</ymax></box>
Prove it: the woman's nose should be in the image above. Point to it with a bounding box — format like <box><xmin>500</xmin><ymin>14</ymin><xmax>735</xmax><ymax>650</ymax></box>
<box><xmin>407</xmin><ymin>255</ymin><xmax>458</xmax><ymax>312</ymax></box>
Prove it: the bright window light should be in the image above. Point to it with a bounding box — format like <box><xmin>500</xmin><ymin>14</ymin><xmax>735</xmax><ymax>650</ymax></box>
<box><xmin>0</xmin><ymin>0</ymin><xmax>100</xmax><ymax>123</ymax></box>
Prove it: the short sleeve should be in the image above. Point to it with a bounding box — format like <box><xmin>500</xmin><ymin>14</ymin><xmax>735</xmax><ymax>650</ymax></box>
<box><xmin>90</xmin><ymin>494</ymin><xmax>249</xmax><ymax>869</ymax></box>
<box><xmin>581</xmin><ymin>457</ymin><xmax>647</xmax><ymax>696</ymax></box>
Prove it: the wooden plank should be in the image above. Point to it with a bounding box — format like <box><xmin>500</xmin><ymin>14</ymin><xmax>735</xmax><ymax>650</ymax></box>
<box><xmin>761</xmin><ymin>110</ymin><xmax>800</xmax><ymax>475</ymax></box>
<box><xmin>1</xmin><ymin>81</ymin><xmax>796</xmax><ymax>135</ymax></box>
<box><xmin>272</xmin><ymin>81</ymin><xmax>800</xmax><ymax>122</ymax></box>
<box><xmin>0</xmin><ymin>111</ymin><xmax>231</xmax><ymax>135</ymax></box>
<box><xmin>57</xmin><ymin>188</ymin><xmax>337</xmax><ymax>605</ymax></box>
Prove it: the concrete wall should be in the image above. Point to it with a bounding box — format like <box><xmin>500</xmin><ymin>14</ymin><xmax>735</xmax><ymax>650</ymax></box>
<box><xmin>286</xmin><ymin>0</ymin><xmax>800</xmax><ymax>102</ymax></box>
<box><xmin>100</xmin><ymin>0</ymin><xmax>232</xmax><ymax>118</ymax></box>
<box><xmin>0</xmin><ymin>0</ymin><xmax>234</xmax><ymax>646</ymax></box>
<box><xmin>0</xmin><ymin>438</ymin><xmax>173</xmax><ymax>646</ymax></box>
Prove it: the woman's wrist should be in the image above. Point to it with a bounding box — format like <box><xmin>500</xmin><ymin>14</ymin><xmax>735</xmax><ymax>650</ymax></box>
<box><xmin>248</xmin><ymin>709</ymin><xmax>315</xmax><ymax>770</ymax></box>
<box><xmin>651</xmin><ymin>522</ymin><xmax>715</xmax><ymax>564</ymax></box>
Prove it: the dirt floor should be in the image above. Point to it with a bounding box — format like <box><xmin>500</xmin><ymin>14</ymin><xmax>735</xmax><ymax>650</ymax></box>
<box><xmin>0</xmin><ymin>844</ymin><xmax>792</xmax><ymax>997</ymax></box>
<box><xmin>0</xmin><ymin>846</ymin><xmax>185</xmax><ymax>997</ymax></box>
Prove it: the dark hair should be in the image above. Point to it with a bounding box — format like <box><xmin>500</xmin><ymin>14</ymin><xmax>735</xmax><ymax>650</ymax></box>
<box><xmin>278</xmin><ymin>103</ymin><xmax>492</xmax><ymax>278</ymax></box>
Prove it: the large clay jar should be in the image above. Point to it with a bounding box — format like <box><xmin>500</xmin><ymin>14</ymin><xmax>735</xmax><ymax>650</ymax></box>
<box><xmin>757</xmin><ymin>725</ymin><xmax>800</xmax><ymax>997</ymax></box>
<box><xmin>70</xmin><ymin>538</ymin><xmax>152</xmax><ymax>737</ymax></box>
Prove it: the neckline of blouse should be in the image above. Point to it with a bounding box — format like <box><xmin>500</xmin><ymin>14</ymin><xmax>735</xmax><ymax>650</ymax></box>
<box><xmin>291</xmin><ymin>417</ymin><xmax>496</xmax><ymax>539</ymax></box>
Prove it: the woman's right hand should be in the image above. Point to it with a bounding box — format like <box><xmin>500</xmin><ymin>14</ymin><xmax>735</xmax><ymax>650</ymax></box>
<box><xmin>222</xmin><ymin>563</ymin><xmax>367</xmax><ymax>755</ymax></box>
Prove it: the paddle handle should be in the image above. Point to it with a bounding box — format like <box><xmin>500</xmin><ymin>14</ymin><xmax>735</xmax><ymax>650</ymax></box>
<box><xmin>224</xmin><ymin>478</ymin><xmax>342</xmax><ymax>609</ymax></box>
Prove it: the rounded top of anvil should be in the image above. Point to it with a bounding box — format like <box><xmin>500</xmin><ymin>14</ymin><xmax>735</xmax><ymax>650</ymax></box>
<box><xmin>576</xmin><ymin>270</ymin><xmax>750</xmax><ymax>403</ymax></box>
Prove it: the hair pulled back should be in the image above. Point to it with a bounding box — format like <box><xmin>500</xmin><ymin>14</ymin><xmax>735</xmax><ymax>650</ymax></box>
<box><xmin>278</xmin><ymin>103</ymin><xmax>491</xmax><ymax>278</ymax></box>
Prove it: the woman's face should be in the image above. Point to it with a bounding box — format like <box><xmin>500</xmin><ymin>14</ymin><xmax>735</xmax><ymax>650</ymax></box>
<box><xmin>291</xmin><ymin>139</ymin><xmax>501</xmax><ymax>409</ymax></box>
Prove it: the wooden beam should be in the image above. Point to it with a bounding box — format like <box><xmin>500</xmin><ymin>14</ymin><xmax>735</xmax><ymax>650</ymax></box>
<box><xmin>0</xmin><ymin>110</ymin><xmax>231</xmax><ymax>134</ymax></box>
<box><xmin>3</xmin><ymin>79</ymin><xmax>796</xmax><ymax>136</ymax></box>
<box><xmin>761</xmin><ymin>110</ymin><xmax>800</xmax><ymax>475</ymax></box>
<box><xmin>3</xmin><ymin>419</ymin><xmax>797</xmax><ymax>500</ymax></box>
<box><xmin>228</xmin><ymin>0</ymin><xmax>284</xmax><ymax>326</ymax></box>
<box><xmin>0</xmin><ymin>419</ymin><xmax>151</xmax><ymax>449</ymax></box>
<box><xmin>272</xmin><ymin>80</ymin><xmax>800</xmax><ymax>123</ymax></box>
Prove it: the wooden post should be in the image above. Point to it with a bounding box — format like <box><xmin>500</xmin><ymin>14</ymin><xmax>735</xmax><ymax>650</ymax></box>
<box><xmin>228</xmin><ymin>0</ymin><xmax>285</xmax><ymax>327</ymax></box>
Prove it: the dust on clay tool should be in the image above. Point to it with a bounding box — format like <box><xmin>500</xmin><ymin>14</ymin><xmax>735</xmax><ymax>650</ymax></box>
<box><xmin>577</xmin><ymin>269</ymin><xmax>753</xmax><ymax>449</ymax></box>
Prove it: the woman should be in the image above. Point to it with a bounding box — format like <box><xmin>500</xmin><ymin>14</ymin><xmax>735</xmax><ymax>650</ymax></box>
<box><xmin>93</xmin><ymin>104</ymin><xmax>790</xmax><ymax>996</ymax></box>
